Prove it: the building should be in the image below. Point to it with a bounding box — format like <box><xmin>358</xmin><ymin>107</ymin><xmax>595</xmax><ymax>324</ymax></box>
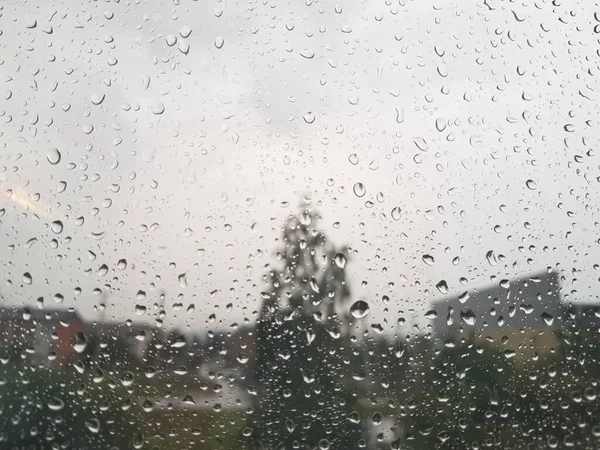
<box><xmin>431</xmin><ymin>270</ymin><xmax>564</xmax><ymax>360</ymax></box>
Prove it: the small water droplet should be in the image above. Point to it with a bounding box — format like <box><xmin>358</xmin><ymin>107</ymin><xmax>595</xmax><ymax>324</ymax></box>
<box><xmin>391</xmin><ymin>207</ymin><xmax>402</xmax><ymax>221</ymax></box>
<box><xmin>23</xmin><ymin>273</ymin><xmax>32</xmax><ymax>285</ymax></box>
<box><xmin>214</xmin><ymin>36</ymin><xmax>224</xmax><ymax>49</ymax></box>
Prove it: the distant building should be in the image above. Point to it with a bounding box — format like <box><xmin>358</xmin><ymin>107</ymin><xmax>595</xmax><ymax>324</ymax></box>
<box><xmin>431</xmin><ymin>271</ymin><xmax>565</xmax><ymax>360</ymax></box>
<box><xmin>0</xmin><ymin>307</ymin><xmax>85</xmax><ymax>367</ymax></box>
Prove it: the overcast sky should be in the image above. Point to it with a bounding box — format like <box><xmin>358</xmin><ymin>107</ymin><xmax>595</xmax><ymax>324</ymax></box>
<box><xmin>0</xmin><ymin>0</ymin><xmax>597</xmax><ymax>333</ymax></box>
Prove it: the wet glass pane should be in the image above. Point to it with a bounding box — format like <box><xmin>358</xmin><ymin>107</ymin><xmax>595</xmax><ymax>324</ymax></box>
<box><xmin>0</xmin><ymin>0</ymin><xmax>599</xmax><ymax>448</ymax></box>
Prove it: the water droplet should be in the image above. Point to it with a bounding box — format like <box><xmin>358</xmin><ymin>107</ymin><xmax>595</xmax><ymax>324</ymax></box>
<box><xmin>46</xmin><ymin>148</ymin><xmax>61</xmax><ymax>165</ymax></box>
<box><xmin>180</xmin><ymin>26</ymin><xmax>192</xmax><ymax>38</ymax></box>
<box><xmin>117</xmin><ymin>259</ymin><xmax>127</xmax><ymax>270</ymax></box>
<box><xmin>178</xmin><ymin>273</ymin><xmax>188</xmax><ymax>288</ymax></box>
<box><xmin>85</xmin><ymin>419</ymin><xmax>100</xmax><ymax>433</ymax></box>
<box><xmin>424</xmin><ymin>310</ymin><xmax>438</xmax><ymax>319</ymax></box>
<box><xmin>391</xmin><ymin>207</ymin><xmax>402</xmax><ymax>221</ymax></box>
<box><xmin>541</xmin><ymin>312</ymin><xmax>554</xmax><ymax>326</ymax></box>
<box><xmin>436</xmin><ymin>280</ymin><xmax>449</xmax><ymax>294</ymax></box>
<box><xmin>353</xmin><ymin>182</ymin><xmax>366</xmax><ymax>198</ymax></box>
<box><xmin>348</xmin><ymin>153</ymin><xmax>359</xmax><ymax>165</ymax></box>
<box><xmin>166</xmin><ymin>34</ymin><xmax>177</xmax><ymax>46</ymax></box>
<box><xmin>460</xmin><ymin>310</ymin><xmax>476</xmax><ymax>326</ymax></box>
<box><xmin>486</xmin><ymin>250</ymin><xmax>497</xmax><ymax>266</ymax></box>
<box><xmin>73</xmin><ymin>332</ymin><xmax>88</xmax><ymax>353</ymax></box>
<box><xmin>121</xmin><ymin>372</ymin><xmax>135</xmax><ymax>387</ymax></box>
<box><xmin>135</xmin><ymin>305</ymin><xmax>147</xmax><ymax>316</ymax></box>
<box><xmin>413</xmin><ymin>137</ymin><xmax>429</xmax><ymax>151</ymax></box>
<box><xmin>303</xmin><ymin>112</ymin><xmax>315</xmax><ymax>124</ymax></box>
<box><xmin>334</xmin><ymin>253</ymin><xmax>346</xmax><ymax>268</ymax></box>
<box><xmin>526</xmin><ymin>179</ymin><xmax>537</xmax><ymax>190</ymax></box>
<box><xmin>151</xmin><ymin>101</ymin><xmax>165</xmax><ymax>115</ymax></box>
<box><xmin>48</xmin><ymin>398</ymin><xmax>65</xmax><ymax>411</ymax></box>
<box><xmin>50</xmin><ymin>221</ymin><xmax>64</xmax><ymax>234</ymax></box>
<box><xmin>422</xmin><ymin>254</ymin><xmax>435</xmax><ymax>266</ymax></box>
<box><xmin>285</xmin><ymin>419</ymin><xmax>296</xmax><ymax>433</ymax></box>
<box><xmin>350</xmin><ymin>300</ymin><xmax>369</xmax><ymax>319</ymax></box>
<box><xmin>90</xmin><ymin>93</ymin><xmax>105</xmax><ymax>105</ymax></box>
<box><xmin>300</xmin><ymin>49</ymin><xmax>315</xmax><ymax>59</ymax></box>
<box><xmin>214</xmin><ymin>36</ymin><xmax>224</xmax><ymax>49</ymax></box>
<box><xmin>23</xmin><ymin>273</ymin><xmax>32</xmax><ymax>285</ymax></box>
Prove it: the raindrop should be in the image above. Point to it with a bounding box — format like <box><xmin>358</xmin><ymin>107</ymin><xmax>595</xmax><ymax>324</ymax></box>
<box><xmin>348</xmin><ymin>153</ymin><xmax>359</xmax><ymax>165</ymax></box>
<box><xmin>350</xmin><ymin>300</ymin><xmax>369</xmax><ymax>319</ymax></box>
<box><xmin>486</xmin><ymin>250</ymin><xmax>497</xmax><ymax>266</ymax></box>
<box><xmin>151</xmin><ymin>101</ymin><xmax>165</xmax><ymax>115</ymax></box>
<box><xmin>391</xmin><ymin>207</ymin><xmax>402</xmax><ymax>221</ymax></box>
<box><xmin>541</xmin><ymin>312</ymin><xmax>554</xmax><ymax>326</ymax></box>
<box><xmin>50</xmin><ymin>221</ymin><xmax>63</xmax><ymax>234</ymax></box>
<box><xmin>460</xmin><ymin>310</ymin><xmax>476</xmax><ymax>326</ymax></box>
<box><xmin>353</xmin><ymin>182</ymin><xmax>366</xmax><ymax>198</ymax></box>
<box><xmin>303</xmin><ymin>112</ymin><xmax>315</xmax><ymax>124</ymax></box>
<box><xmin>215</xmin><ymin>36</ymin><xmax>224</xmax><ymax>49</ymax></box>
<box><xmin>46</xmin><ymin>148</ymin><xmax>61</xmax><ymax>165</ymax></box>
<box><xmin>117</xmin><ymin>259</ymin><xmax>127</xmax><ymax>270</ymax></box>
<box><xmin>48</xmin><ymin>398</ymin><xmax>65</xmax><ymax>411</ymax></box>
<box><xmin>526</xmin><ymin>179</ymin><xmax>537</xmax><ymax>190</ymax></box>
<box><xmin>73</xmin><ymin>332</ymin><xmax>88</xmax><ymax>353</ymax></box>
<box><xmin>135</xmin><ymin>305</ymin><xmax>147</xmax><ymax>316</ymax></box>
<box><xmin>23</xmin><ymin>273</ymin><xmax>32</xmax><ymax>285</ymax></box>
<box><xmin>178</xmin><ymin>273</ymin><xmax>188</xmax><ymax>288</ymax></box>
<box><xmin>334</xmin><ymin>253</ymin><xmax>346</xmax><ymax>268</ymax></box>
<box><xmin>180</xmin><ymin>26</ymin><xmax>192</xmax><ymax>38</ymax></box>
<box><xmin>85</xmin><ymin>419</ymin><xmax>100</xmax><ymax>434</ymax></box>
<box><xmin>436</xmin><ymin>280</ymin><xmax>449</xmax><ymax>294</ymax></box>
<box><xmin>424</xmin><ymin>310</ymin><xmax>438</xmax><ymax>319</ymax></box>
<box><xmin>90</xmin><ymin>93</ymin><xmax>105</xmax><ymax>105</ymax></box>
<box><xmin>422</xmin><ymin>254</ymin><xmax>435</xmax><ymax>266</ymax></box>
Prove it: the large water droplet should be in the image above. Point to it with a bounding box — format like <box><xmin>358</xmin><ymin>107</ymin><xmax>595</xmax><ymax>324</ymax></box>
<box><xmin>391</xmin><ymin>207</ymin><xmax>402</xmax><ymax>221</ymax></box>
<box><xmin>85</xmin><ymin>419</ymin><xmax>100</xmax><ymax>433</ymax></box>
<box><xmin>460</xmin><ymin>310</ymin><xmax>476</xmax><ymax>326</ymax></box>
<box><xmin>334</xmin><ymin>253</ymin><xmax>346</xmax><ymax>268</ymax></box>
<box><xmin>422</xmin><ymin>254</ymin><xmax>435</xmax><ymax>266</ymax></box>
<box><xmin>436</xmin><ymin>280</ymin><xmax>449</xmax><ymax>294</ymax></box>
<box><xmin>353</xmin><ymin>182</ymin><xmax>366</xmax><ymax>198</ymax></box>
<box><xmin>50</xmin><ymin>220</ymin><xmax>63</xmax><ymax>234</ymax></box>
<box><xmin>48</xmin><ymin>398</ymin><xmax>65</xmax><ymax>411</ymax></box>
<box><xmin>350</xmin><ymin>300</ymin><xmax>369</xmax><ymax>319</ymax></box>
<box><xmin>46</xmin><ymin>148</ymin><xmax>61</xmax><ymax>165</ymax></box>
<box><xmin>73</xmin><ymin>332</ymin><xmax>88</xmax><ymax>353</ymax></box>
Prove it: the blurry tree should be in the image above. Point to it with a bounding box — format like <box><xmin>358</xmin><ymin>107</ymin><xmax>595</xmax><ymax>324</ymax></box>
<box><xmin>248</xmin><ymin>205</ymin><xmax>361</xmax><ymax>449</ymax></box>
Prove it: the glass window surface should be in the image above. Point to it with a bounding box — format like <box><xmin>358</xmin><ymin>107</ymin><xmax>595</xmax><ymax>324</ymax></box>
<box><xmin>0</xmin><ymin>0</ymin><xmax>599</xmax><ymax>448</ymax></box>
